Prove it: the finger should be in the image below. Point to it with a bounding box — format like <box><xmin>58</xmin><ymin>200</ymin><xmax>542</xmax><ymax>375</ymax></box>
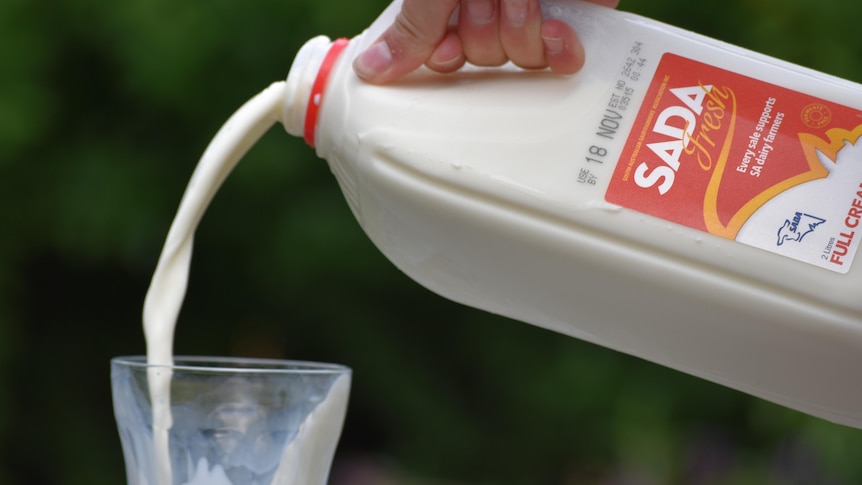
<box><xmin>541</xmin><ymin>19</ymin><xmax>584</xmax><ymax>74</ymax></box>
<box><xmin>499</xmin><ymin>0</ymin><xmax>546</xmax><ymax>70</ymax></box>
<box><xmin>353</xmin><ymin>0</ymin><xmax>460</xmax><ymax>84</ymax></box>
<box><xmin>458</xmin><ymin>0</ymin><xmax>507</xmax><ymax>67</ymax></box>
<box><xmin>426</xmin><ymin>30</ymin><xmax>467</xmax><ymax>73</ymax></box>
<box><xmin>541</xmin><ymin>0</ymin><xmax>614</xmax><ymax>74</ymax></box>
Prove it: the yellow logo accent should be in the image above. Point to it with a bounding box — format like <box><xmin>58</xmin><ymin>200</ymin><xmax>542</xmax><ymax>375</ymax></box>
<box><xmin>800</xmin><ymin>125</ymin><xmax>862</xmax><ymax>166</ymax></box>
<box><xmin>701</xmin><ymin>86</ymin><xmax>740</xmax><ymax>238</ymax></box>
<box><xmin>701</xmin><ymin>96</ymin><xmax>843</xmax><ymax>239</ymax></box>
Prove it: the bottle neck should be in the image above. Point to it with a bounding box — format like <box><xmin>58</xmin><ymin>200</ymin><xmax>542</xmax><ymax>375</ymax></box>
<box><xmin>282</xmin><ymin>36</ymin><xmax>350</xmax><ymax>147</ymax></box>
<box><xmin>282</xmin><ymin>0</ymin><xmax>403</xmax><ymax>145</ymax></box>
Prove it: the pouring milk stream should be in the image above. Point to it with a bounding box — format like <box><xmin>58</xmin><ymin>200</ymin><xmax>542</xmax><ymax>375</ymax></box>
<box><xmin>143</xmin><ymin>0</ymin><xmax>862</xmax><ymax>481</ymax></box>
<box><xmin>141</xmin><ymin>80</ymin><xmax>350</xmax><ymax>485</ymax></box>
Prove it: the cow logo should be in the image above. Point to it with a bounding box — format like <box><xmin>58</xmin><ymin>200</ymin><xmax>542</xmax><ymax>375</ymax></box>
<box><xmin>777</xmin><ymin>212</ymin><xmax>826</xmax><ymax>246</ymax></box>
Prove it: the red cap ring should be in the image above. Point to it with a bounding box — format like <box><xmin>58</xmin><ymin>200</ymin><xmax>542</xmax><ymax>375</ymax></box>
<box><xmin>304</xmin><ymin>38</ymin><xmax>350</xmax><ymax>147</ymax></box>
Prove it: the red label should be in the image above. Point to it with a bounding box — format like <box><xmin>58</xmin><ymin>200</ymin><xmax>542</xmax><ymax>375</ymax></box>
<box><xmin>606</xmin><ymin>54</ymin><xmax>862</xmax><ymax>272</ymax></box>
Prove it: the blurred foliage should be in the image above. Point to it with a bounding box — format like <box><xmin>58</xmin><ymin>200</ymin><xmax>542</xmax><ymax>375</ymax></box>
<box><xmin>2</xmin><ymin>0</ymin><xmax>862</xmax><ymax>484</ymax></box>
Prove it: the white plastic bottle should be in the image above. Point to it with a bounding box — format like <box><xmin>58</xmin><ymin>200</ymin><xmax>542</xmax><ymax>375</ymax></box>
<box><xmin>169</xmin><ymin>0</ymin><xmax>862</xmax><ymax>429</ymax></box>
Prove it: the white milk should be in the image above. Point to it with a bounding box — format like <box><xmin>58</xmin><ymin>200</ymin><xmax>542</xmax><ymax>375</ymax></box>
<box><xmin>144</xmin><ymin>4</ymin><xmax>862</xmax><ymax>483</ymax></box>
<box><xmin>141</xmin><ymin>80</ymin><xmax>289</xmax><ymax>485</ymax></box>
<box><xmin>270</xmin><ymin>375</ymin><xmax>352</xmax><ymax>485</ymax></box>
<box><xmin>141</xmin><ymin>80</ymin><xmax>350</xmax><ymax>484</ymax></box>
<box><xmin>176</xmin><ymin>376</ymin><xmax>351</xmax><ymax>485</ymax></box>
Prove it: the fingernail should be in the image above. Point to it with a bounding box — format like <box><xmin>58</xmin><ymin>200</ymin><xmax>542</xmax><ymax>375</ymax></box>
<box><xmin>429</xmin><ymin>39</ymin><xmax>466</xmax><ymax>72</ymax></box>
<box><xmin>465</xmin><ymin>0</ymin><xmax>494</xmax><ymax>25</ymax></box>
<box><xmin>503</xmin><ymin>0</ymin><xmax>528</xmax><ymax>28</ymax></box>
<box><xmin>353</xmin><ymin>41</ymin><xmax>393</xmax><ymax>79</ymax></box>
<box><xmin>543</xmin><ymin>35</ymin><xmax>564</xmax><ymax>56</ymax></box>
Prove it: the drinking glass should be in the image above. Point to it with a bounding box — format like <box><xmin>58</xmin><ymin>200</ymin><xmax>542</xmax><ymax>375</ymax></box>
<box><xmin>111</xmin><ymin>356</ymin><xmax>351</xmax><ymax>485</ymax></box>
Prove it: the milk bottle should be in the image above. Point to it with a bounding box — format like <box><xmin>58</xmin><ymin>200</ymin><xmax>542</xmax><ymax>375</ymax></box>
<box><xmin>281</xmin><ymin>0</ymin><xmax>862</xmax><ymax>427</ymax></box>
<box><xmin>145</xmin><ymin>0</ymin><xmax>862</xmax><ymax>460</ymax></box>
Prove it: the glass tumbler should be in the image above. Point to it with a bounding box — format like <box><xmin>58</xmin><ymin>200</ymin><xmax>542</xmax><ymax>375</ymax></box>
<box><xmin>111</xmin><ymin>356</ymin><xmax>351</xmax><ymax>485</ymax></box>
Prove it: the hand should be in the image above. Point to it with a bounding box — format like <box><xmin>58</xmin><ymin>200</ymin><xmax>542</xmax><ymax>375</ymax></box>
<box><xmin>353</xmin><ymin>0</ymin><xmax>620</xmax><ymax>84</ymax></box>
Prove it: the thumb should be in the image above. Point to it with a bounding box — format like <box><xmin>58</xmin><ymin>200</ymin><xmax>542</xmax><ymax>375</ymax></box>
<box><xmin>354</xmin><ymin>0</ymin><xmax>460</xmax><ymax>84</ymax></box>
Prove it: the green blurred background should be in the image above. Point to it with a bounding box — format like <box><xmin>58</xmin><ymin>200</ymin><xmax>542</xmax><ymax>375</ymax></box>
<box><xmin>3</xmin><ymin>0</ymin><xmax>862</xmax><ymax>483</ymax></box>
